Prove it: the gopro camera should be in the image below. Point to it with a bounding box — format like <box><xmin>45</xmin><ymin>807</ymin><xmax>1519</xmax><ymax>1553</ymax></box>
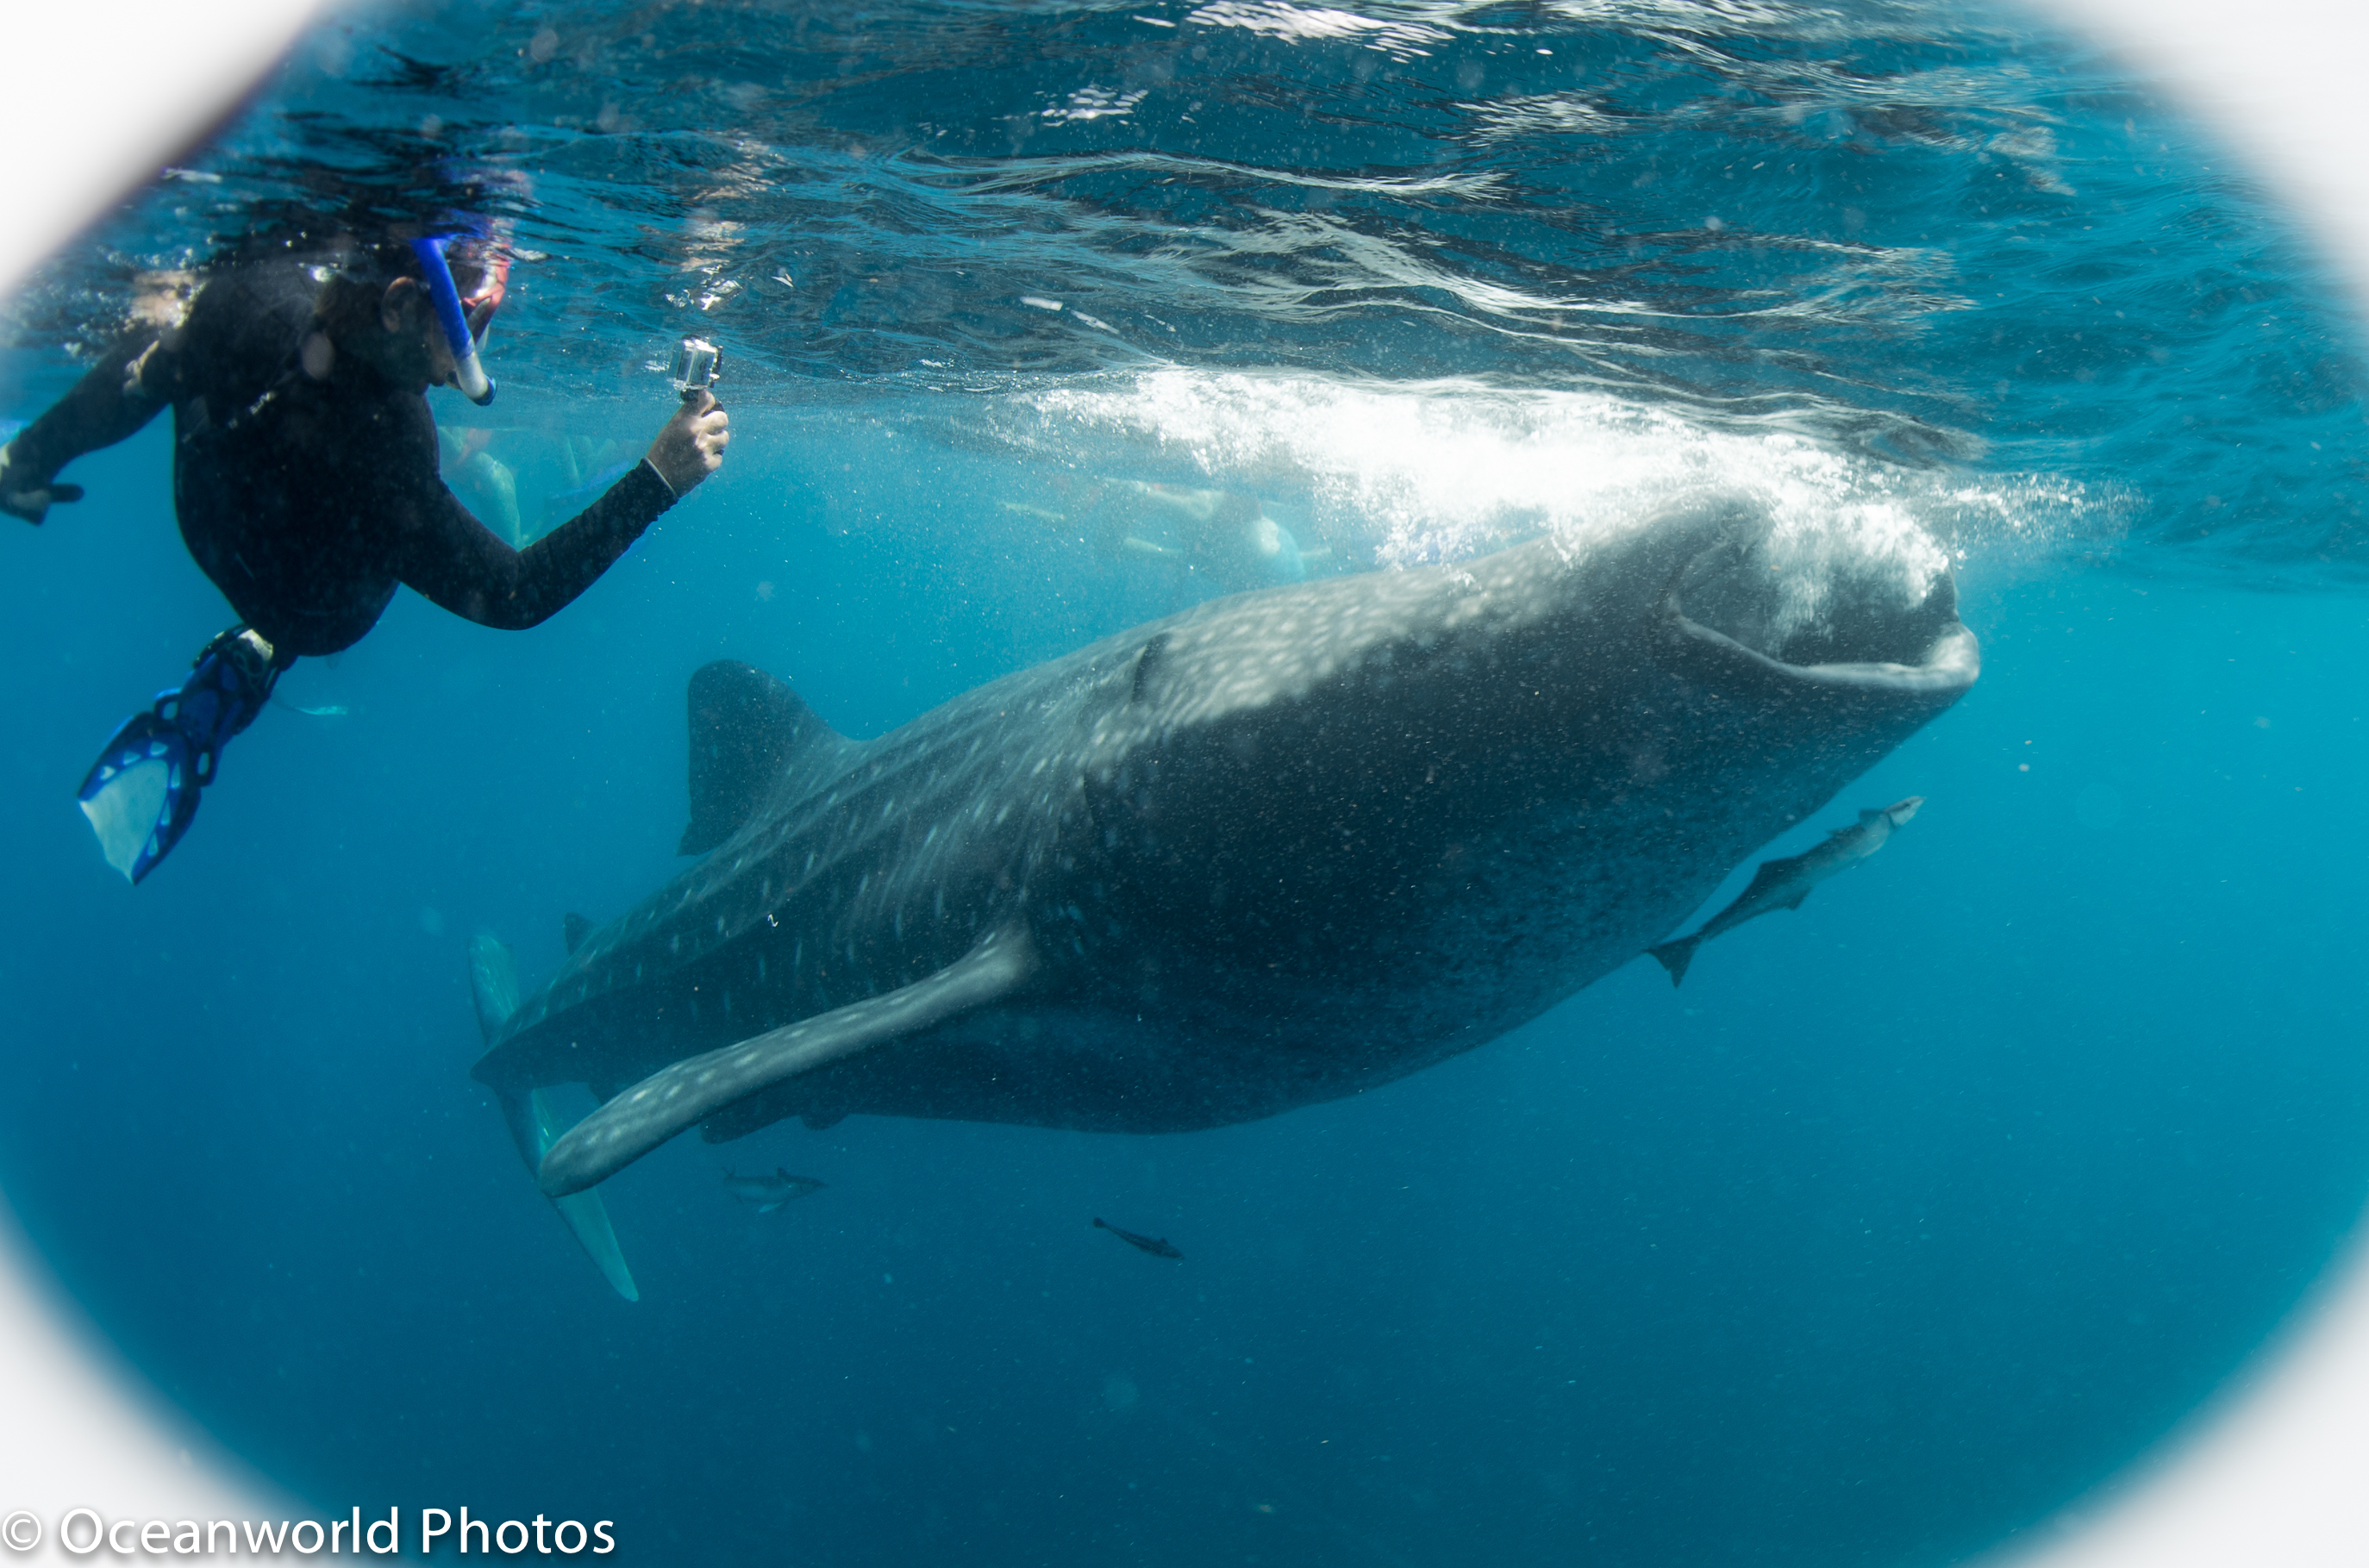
<box><xmin>669</xmin><ymin>336</ymin><xmax>721</xmax><ymax>397</ymax></box>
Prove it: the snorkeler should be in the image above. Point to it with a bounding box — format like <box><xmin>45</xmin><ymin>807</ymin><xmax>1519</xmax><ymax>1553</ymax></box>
<box><xmin>0</xmin><ymin>234</ymin><xmax>729</xmax><ymax>882</ymax></box>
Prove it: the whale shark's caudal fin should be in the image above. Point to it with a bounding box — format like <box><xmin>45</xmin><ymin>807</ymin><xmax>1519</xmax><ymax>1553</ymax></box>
<box><xmin>469</xmin><ymin>931</ymin><xmax>640</xmax><ymax>1303</ymax></box>
<box><xmin>539</xmin><ymin>923</ymin><xmax>1039</xmax><ymax>1198</ymax></box>
<box><xmin>679</xmin><ymin>660</ymin><xmax>847</xmax><ymax>855</ymax></box>
<box><xmin>510</xmin><ymin>1092</ymin><xmax>640</xmax><ymax>1303</ymax></box>
<box><xmin>468</xmin><ymin>928</ymin><xmax>522</xmax><ymax>1040</ymax></box>
<box><xmin>1647</xmin><ymin>935</ymin><xmax>1702</xmax><ymax>988</ymax></box>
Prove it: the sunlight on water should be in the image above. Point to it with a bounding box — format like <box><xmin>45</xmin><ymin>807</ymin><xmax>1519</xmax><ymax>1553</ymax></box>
<box><xmin>999</xmin><ymin>366</ymin><xmax>2116</xmax><ymax>586</ymax></box>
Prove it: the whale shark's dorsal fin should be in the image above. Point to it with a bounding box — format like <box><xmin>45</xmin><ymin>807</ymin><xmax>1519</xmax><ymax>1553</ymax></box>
<box><xmin>679</xmin><ymin>660</ymin><xmax>846</xmax><ymax>856</ymax></box>
<box><xmin>469</xmin><ymin>929</ymin><xmax>640</xmax><ymax>1303</ymax></box>
<box><xmin>562</xmin><ymin>913</ymin><xmax>593</xmax><ymax>954</ymax></box>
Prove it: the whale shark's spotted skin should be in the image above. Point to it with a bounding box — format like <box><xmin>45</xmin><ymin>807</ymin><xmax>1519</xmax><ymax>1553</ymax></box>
<box><xmin>473</xmin><ymin>494</ymin><xmax>1977</xmax><ymax>1191</ymax></box>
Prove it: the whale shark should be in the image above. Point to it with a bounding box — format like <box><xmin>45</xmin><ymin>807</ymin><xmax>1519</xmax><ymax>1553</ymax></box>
<box><xmin>465</xmin><ymin>491</ymin><xmax>1978</xmax><ymax>1294</ymax></box>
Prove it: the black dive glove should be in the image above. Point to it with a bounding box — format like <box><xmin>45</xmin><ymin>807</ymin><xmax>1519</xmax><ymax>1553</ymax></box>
<box><xmin>0</xmin><ymin>441</ymin><xmax>84</xmax><ymax>525</ymax></box>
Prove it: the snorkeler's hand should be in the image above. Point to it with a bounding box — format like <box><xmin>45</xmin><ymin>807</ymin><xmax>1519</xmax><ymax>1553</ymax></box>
<box><xmin>645</xmin><ymin>389</ymin><xmax>729</xmax><ymax>497</ymax></box>
<box><xmin>0</xmin><ymin>443</ymin><xmax>82</xmax><ymax>525</ymax></box>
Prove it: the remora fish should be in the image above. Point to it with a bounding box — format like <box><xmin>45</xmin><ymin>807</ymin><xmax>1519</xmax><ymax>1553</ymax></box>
<box><xmin>466</xmin><ymin>492</ymin><xmax>1978</xmax><ymax>1291</ymax></box>
<box><xmin>1094</xmin><ymin>1217</ymin><xmax>1184</xmax><ymax>1259</ymax></box>
<box><xmin>723</xmin><ymin>1167</ymin><xmax>827</xmax><ymax>1211</ymax></box>
<box><xmin>1647</xmin><ymin>796</ymin><xmax>1923</xmax><ymax>987</ymax></box>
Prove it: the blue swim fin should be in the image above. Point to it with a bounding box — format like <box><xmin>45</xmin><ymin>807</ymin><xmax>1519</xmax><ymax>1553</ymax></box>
<box><xmin>77</xmin><ymin>628</ymin><xmax>278</xmax><ymax>884</ymax></box>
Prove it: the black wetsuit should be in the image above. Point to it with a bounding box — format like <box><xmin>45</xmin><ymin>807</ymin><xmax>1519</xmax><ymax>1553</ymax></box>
<box><xmin>9</xmin><ymin>261</ymin><xmax>674</xmax><ymax>659</ymax></box>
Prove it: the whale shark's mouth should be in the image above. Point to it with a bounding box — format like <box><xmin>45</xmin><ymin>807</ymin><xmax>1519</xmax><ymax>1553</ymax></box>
<box><xmin>1665</xmin><ymin>509</ymin><xmax>1978</xmax><ymax>688</ymax></box>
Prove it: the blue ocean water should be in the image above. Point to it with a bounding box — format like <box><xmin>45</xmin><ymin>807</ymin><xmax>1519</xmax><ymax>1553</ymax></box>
<box><xmin>3</xmin><ymin>1</ymin><xmax>2368</xmax><ymax>1564</ymax></box>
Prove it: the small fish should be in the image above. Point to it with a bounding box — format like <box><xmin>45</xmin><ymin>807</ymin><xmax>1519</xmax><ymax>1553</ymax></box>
<box><xmin>1094</xmin><ymin>1216</ymin><xmax>1183</xmax><ymax>1259</ymax></box>
<box><xmin>1648</xmin><ymin>796</ymin><xmax>1924</xmax><ymax>987</ymax></box>
<box><xmin>723</xmin><ymin>1167</ymin><xmax>827</xmax><ymax>1212</ymax></box>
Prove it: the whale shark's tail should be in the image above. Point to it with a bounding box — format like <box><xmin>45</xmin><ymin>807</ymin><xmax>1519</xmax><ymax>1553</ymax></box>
<box><xmin>1647</xmin><ymin>934</ymin><xmax>1703</xmax><ymax>988</ymax></box>
<box><xmin>469</xmin><ymin>932</ymin><xmax>640</xmax><ymax>1303</ymax></box>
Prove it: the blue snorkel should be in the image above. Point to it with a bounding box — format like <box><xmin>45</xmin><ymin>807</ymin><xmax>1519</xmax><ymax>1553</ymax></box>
<box><xmin>410</xmin><ymin>235</ymin><xmax>497</xmax><ymax>406</ymax></box>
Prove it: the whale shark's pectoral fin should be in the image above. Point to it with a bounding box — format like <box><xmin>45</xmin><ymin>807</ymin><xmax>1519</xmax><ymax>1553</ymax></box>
<box><xmin>539</xmin><ymin>924</ymin><xmax>1040</xmax><ymax>1198</ymax></box>
<box><xmin>470</xmin><ymin>931</ymin><xmax>640</xmax><ymax>1303</ymax></box>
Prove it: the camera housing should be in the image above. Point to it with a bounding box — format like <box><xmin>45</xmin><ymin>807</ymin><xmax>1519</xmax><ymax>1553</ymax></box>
<box><xmin>669</xmin><ymin>336</ymin><xmax>721</xmax><ymax>396</ymax></box>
